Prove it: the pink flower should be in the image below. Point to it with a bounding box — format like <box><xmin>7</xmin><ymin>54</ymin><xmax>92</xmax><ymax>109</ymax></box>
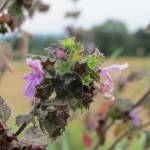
<box><xmin>23</xmin><ymin>58</ymin><xmax>44</xmax><ymax>100</ymax></box>
<box><xmin>56</xmin><ymin>48</ymin><xmax>65</xmax><ymax>59</ymax></box>
<box><xmin>94</xmin><ymin>80</ymin><xmax>113</xmax><ymax>94</ymax></box>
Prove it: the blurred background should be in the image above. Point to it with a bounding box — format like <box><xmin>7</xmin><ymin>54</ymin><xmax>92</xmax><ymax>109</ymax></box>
<box><xmin>0</xmin><ymin>0</ymin><xmax>150</xmax><ymax>149</ymax></box>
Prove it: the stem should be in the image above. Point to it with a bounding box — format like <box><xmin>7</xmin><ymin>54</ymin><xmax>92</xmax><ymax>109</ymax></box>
<box><xmin>0</xmin><ymin>0</ymin><xmax>11</xmax><ymax>12</ymax></box>
<box><xmin>92</xmin><ymin>120</ymin><xmax>114</xmax><ymax>150</ymax></box>
<box><xmin>108</xmin><ymin>121</ymin><xmax>150</xmax><ymax>150</ymax></box>
<box><xmin>93</xmin><ymin>141</ymin><xmax>101</xmax><ymax>150</ymax></box>
<box><xmin>13</xmin><ymin>101</ymin><xmax>40</xmax><ymax>137</ymax></box>
<box><xmin>14</xmin><ymin>123</ymin><xmax>27</xmax><ymax>137</ymax></box>
<box><xmin>133</xmin><ymin>88</ymin><xmax>150</xmax><ymax>109</ymax></box>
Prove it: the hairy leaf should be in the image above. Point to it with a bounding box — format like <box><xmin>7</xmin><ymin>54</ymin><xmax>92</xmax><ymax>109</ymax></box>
<box><xmin>0</xmin><ymin>96</ymin><xmax>11</xmax><ymax>122</ymax></box>
<box><xmin>16</xmin><ymin>114</ymin><xmax>34</xmax><ymax>126</ymax></box>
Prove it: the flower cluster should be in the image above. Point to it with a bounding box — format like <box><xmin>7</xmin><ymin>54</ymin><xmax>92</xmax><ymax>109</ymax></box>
<box><xmin>22</xmin><ymin>38</ymin><xmax>128</xmax><ymax>140</ymax></box>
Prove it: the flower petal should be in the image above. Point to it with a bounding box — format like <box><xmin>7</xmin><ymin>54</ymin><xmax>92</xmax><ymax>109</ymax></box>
<box><xmin>101</xmin><ymin>63</ymin><xmax>128</xmax><ymax>74</ymax></box>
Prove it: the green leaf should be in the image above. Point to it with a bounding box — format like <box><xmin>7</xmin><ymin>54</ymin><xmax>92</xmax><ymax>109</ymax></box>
<box><xmin>61</xmin><ymin>38</ymin><xmax>75</xmax><ymax>50</ymax></box>
<box><xmin>0</xmin><ymin>96</ymin><xmax>11</xmax><ymax>122</ymax></box>
<box><xmin>82</xmin><ymin>75</ymin><xmax>93</xmax><ymax>86</ymax></box>
<box><xmin>58</xmin><ymin>61</ymin><xmax>71</xmax><ymax>74</ymax></box>
<box><xmin>87</xmin><ymin>54</ymin><xmax>98</xmax><ymax>71</ymax></box>
<box><xmin>70</xmin><ymin>51</ymin><xmax>81</xmax><ymax>62</ymax></box>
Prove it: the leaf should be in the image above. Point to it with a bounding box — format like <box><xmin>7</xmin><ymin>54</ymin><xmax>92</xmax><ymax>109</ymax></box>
<box><xmin>61</xmin><ymin>38</ymin><xmax>75</xmax><ymax>50</ymax></box>
<box><xmin>87</xmin><ymin>54</ymin><xmax>98</xmax><ymax>71</ymax></box>
<box><xmin>0</xmin><ymin>96</ymin><xmax>11</xmax><ymax>122</ymax></box>
<box><xmin>57</xmin><ymin>61</ymin><xmax>71</xmax><ymax>74</ymax></box>
<box><xmin>82</xmin><ymin>75</ymin><xmax>93</xmax><ymax>86</ymax></box>
<box><xmin>23</xmin><ymin>126</ymin><xmax>47</xmax><ymax>146</ymax></box>
<box><xmin>16</xmin><ymin>114</ymin><xmax>34</xmax><ymax>126</ymax></box>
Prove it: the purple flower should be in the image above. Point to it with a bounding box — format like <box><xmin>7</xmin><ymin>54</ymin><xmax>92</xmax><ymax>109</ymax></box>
<box><xmin>98</xmin><ymin>63</ymin><xmax>128</xmax><ymax>90</ymax></box>
<box><xmin>129</xmin><ymin>107</ymin><xmax>142</xmax><ymax>127</ymax></box>
<box><xmin>99</xmin><ymin>63</ymin><xmax>129</xmax><ymax>81</ymax></box>
<box><xmin>23</xmin><ymin>58</ymin><xmax>44</xmax><ymax>100</ymax></box>
<box><xmin>95</xmin><ymin>63</ymin><xmax>128</xmax><ymax>100</ymax></box>
<box><xmin>56</xmin><ymin>48</ymin><xmax>65</xmax><ymax>59</ymax></box>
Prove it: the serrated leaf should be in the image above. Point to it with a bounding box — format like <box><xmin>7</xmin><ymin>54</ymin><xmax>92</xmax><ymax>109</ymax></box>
<box><xmin>0</xmin><ymin>96</ymin><xmax>11</xmax><ymax>122</ymax></box>
<box><xmin>87</xmin><ymin>54</ymin><xmax>98</xmax><ymax>71</ymax></box>
<box><xmin>61</xmin><ymin>38</ymin><xmax>75</xmax><ymax>50</ymax></box>
<box><xmin>58</xmin><ymin>61</ymin><xmax>71</xmax><ymax>74</ymax></box>
<box><xmin>16</xmin><ymin>114</ymin><xmax>34</xmax><ymax>126</ymax></box>
<box><xmin>82</xmin><ymin>75</ymin><xmax>93</xmax><ymax>86</ymax></box>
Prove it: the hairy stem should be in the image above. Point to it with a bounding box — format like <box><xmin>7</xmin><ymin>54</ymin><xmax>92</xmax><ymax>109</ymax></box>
<box><xmin>14</xmin><ymin>123</ymin><xmax>27</xmax><ymax>137</ymax></box>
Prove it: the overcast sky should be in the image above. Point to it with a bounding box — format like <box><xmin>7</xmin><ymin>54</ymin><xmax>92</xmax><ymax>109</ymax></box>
<box><xmin>22</xmin><ymin>0</ymin><xmax>150</xmax><ymax>34</ymax></box>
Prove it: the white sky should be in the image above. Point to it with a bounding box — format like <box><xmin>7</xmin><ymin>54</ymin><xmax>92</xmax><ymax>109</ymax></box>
<box><xmin>22</xmin><ymin>0</ymin><xmax>150</xmax><ymax>34</ymax></box>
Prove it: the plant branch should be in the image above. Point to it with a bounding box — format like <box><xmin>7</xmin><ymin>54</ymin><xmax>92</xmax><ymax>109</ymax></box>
<box><xmin>14</xmin><ymin>123</ymin><xmax>27</xmax><ymax>137</ymax></box>
<box><xmin>92</xmin><ymin>120</ymin><xmax>114</xmax><ymax>150</ymax></box>
<box><xmin>133</xmin><ymin>88</ymin><xmax>150</xmax><ymax>109</ymax></box>
<box><xmin>108</xmin><ymin>121</ymin><xmax>150</xmax><ymax>150</ymax></box>
<box><xmin>0</xmin><ymin>0</ymin><xmax>11</xmax><ymax>12</ymax></box>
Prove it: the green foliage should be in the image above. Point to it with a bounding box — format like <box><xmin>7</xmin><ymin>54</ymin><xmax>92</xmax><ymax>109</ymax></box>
<box><xmin>92</xmin><ymin>19</ymin><xmax>150</xmax><ymax>56</ymax></box>
<box><xmin>57</xmin><ymin>61</ymin><xmax>71</xmax><ymax>75</ymax></box>
<box><xmin>61</xmin><ymin>38</ymin><xmax>76</xmax><ymax>50</ymax></box>
<box><xmin>82</xmin><ymin>75</ymin><xmax>93</xmax><ymax>86</ymax></box>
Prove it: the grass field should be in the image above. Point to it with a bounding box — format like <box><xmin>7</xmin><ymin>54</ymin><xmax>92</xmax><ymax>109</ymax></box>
<box><xmin>0</xmin><ymin>57</ymin><xmax>150</xmax><ymax>149</ymax></box>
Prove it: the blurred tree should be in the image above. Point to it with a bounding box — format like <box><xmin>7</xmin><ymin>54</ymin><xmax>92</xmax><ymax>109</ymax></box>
<box><xmin>134</xmin><ymin>29</ymin><xmax>150</xmax><ymax>56</ymax></box>
<box><xmin>93</xmin><ymin>20</ymin><xmax>129</xmax><ymax>55</ymax></box>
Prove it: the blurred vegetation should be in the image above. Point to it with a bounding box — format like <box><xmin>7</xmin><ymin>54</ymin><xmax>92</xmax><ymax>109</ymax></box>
<box><xmin>9</xmin><ymin>19</ymin><xmax>150</xmax><ymax>57</ymax></box>
<box><xmin>92</xmin><ymin>20</ymin><xmax>150</xmax><ymax>56</ymax></box>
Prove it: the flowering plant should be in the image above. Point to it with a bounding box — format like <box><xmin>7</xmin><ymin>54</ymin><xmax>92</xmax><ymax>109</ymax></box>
<box><xmin>0</xmin><ymin>37</ymin><xmax>130</xmax><ymax>149</ymax></box>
